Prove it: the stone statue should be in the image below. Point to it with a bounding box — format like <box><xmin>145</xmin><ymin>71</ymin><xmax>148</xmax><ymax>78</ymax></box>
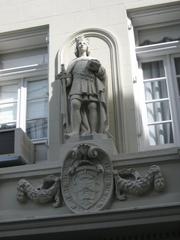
<box><xmin>58</xmin><ymin>35</ymin><xmax>108</xmax><ymax>137</ymax></box>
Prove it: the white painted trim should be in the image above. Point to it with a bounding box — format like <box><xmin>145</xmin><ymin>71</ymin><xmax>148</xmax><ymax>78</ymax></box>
<box><xmin>19</xmin><ymin>78</ymin><xmax>27</xmax><ymax>131</ymax></box>
<box><xmin>169</xmin><ymin>54</ymin><xmax>180</xmax><ymax>145</ymax></box>
<box><xmin>136</xmin><ymin>41</ymin><xmax>180</xmax><ymax>59</ymax></box>
<box><xmin>0</xmin><ymin>65</ymin><xmax>48</xmax><ymax>82</ymax></box>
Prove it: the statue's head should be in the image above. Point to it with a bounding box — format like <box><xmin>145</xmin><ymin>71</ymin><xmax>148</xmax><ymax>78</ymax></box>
<box><xmin>74</xmin><ymin>35</ymin><xmax>90</xmax><ymax>57</ymax></box>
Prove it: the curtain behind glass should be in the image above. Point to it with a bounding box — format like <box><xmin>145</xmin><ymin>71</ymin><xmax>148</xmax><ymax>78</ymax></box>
<box><xmin>142</xmin><ymin>61</ymin><xmax>173</xmax><ymax>145</ymax></box>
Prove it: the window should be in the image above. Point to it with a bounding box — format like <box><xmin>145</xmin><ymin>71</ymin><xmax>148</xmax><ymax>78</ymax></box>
<box><xmin>0</xmin><ymin>27</ymin><xmax>48</xmax><ymax>141</ymax></box>
<box><xmin>128</xmin><ymin>2</ymin><xmax>180</xmax><ymax>150</ymax></box>
<box><xmin>0</xmin><ymin>84</ymin><xmax>18</xmax><ymax>129</ymax></box>
<box><xmin>26</xmin><ymin>79</ymin><xmax>48</xmax><ymax>139</ymax></box>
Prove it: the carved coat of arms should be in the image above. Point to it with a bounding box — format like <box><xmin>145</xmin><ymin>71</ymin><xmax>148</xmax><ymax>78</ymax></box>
<box><xmin>61</xmin><ymin>144</ymin><xmax>114</xmax><ymax>213</ymax></box>
<box><xmin>16</xmin><ymin>144</ymin><xmax>165</xmax><ymax>214</ymax></box>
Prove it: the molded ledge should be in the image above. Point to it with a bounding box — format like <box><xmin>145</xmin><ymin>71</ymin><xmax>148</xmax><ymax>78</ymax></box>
<box><xmin>0</xmin><ymin>147</ymin><xmax>179</xmax><ymax>179</ymax></box>
<box><xmin>0</xmin><ymin>203</ymin><xmax>180</xmax><ymax>238</ymax></box>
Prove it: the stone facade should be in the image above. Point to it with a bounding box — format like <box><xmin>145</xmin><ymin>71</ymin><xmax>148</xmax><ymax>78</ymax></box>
<box><xmin>0</xmin><ymin>0</ymin><xmax>180</xmax><ymax>239</ymax></box>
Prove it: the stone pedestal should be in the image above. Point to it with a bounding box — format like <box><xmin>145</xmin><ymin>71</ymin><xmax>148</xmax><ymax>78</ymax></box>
<box><xmin>59</xmin><ymin>133</ymin><xmax>117</xmax><ymax>164</ymax></box>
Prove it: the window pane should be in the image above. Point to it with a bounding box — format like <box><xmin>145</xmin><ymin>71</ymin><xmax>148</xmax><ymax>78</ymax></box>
<box><xmin>138</xmin><ymin>24</ymin><xmax>180</xmax><ymax>46</ymax></box>
<box><xmin>0</xmin><ymin>84</ymin><xmax>18</xmax><ymax>103</ymax></box>
<box><xmin>26</xmin><ymin>79</ymin><xmax>48</xmax><ymax>140</ymax></box>
<box><xmin>0</xmin><ymin>103</ymin><xmax>17</xmax><ymax>123</ymax></box>
<box><xmin>146</xmin><ymin>101</ymin><xmax>171</xmax><ymax>123</ymax></box>
<box><xmin>174</xmin><ymin>58</ymin><xmax>180</xmax><ymax>95</ymax></box>
<box><xmin>174</xmin><ymin>57</ymin><xmax>180</xmax><ymax>75</ymax></box>
<box><xmin>176</xmin><ymin>77</ymin><xmax>180</xmax><ymax>95</ymax></box>
<box><xmin>27</xmin><ymin>79</ymin><xmax>48</xmax><ymax>99</ymax></box>
<box><xmin>27</xmin><ymin>100</ymin><xmax>48</xmax><ymax>119</ymax></box>
<box><xmin>144</xmin><ymin>80</ymin><xmax>168</xmax><ymax>100</ymax></box>
<box><xmin>26</xmin><ymin>118</ymin><xmax>47</xmax><ymax>139</ymax></box>
<box><xmin>148</xmin><ymin>123</ymin><xmax>173</xmax><ymax>145</ymax></box>
<box><xmin>142</xmin><ymin>61</ymin><xmax>165</xmax><ymax>79</ymax></box>
<box><xmin>0</xmin><ymin>48</ymin><xmax>48</xmax><ymax>70</ymax></box>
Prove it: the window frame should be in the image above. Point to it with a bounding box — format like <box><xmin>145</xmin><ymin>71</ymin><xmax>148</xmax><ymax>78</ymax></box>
<box><xmin>0</xmin><ymin>80</ymin><xmax>19</xmax><ymax>128</ymax></box>
<box><xmin>136</xmin><ymin>54</ymin><xmax>180</xmax><ymax>150</ymax></box>
<box><xmin>25</xmin><ymin>74</ymin><xmax>49</xmax><ymax>142</ymax></box>
<box><xmin>128</xmin><ymin>2</ymin><xmax>180</xmax><ymax>151</ymax></box>
<box><xmin>0</xmin><ymin>67</ymin><xmax>48</xmax><ymax>143</ymax></box>
<box><xmin>0</xmin><ymin>26</ymin><xmax>49</xmax><ymax>143</ymax></box>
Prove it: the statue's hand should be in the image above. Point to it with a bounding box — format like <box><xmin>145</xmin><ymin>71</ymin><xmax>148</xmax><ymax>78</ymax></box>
<box><xmin>87</xmin><ymin>59</ymin><xmax>101</xmax><ymax>73</ymax></box>
<box><xmin>56</xmin><ymin>71</ymin><xmax>67</xmax><ymax>81</ymax></box>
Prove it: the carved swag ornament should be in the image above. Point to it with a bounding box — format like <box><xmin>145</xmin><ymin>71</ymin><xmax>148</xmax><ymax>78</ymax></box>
<box><xmin>17</xmin><ymin>175</ymin><xmax>62</xmax><ymax>208</ymax></box>
<box><xmin>17</xmin><ymin>144</ymin><xmax>166</xmax><ymax>213</ymax></box>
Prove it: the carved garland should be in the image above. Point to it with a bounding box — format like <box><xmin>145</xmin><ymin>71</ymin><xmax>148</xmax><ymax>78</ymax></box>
<box><xmin>17</xmin><ymin>144</ymin><xmax>166</xmax><ymax>213</ymax></box>
<box><xmin>17</xmin><ymin>175</ymin><xmax>62</xmax><ymax>208</ymax></box>
<box><xmin>113</xmin><ymin>165</ymin><xmax>165</xmax><ymax>201</ymax></box>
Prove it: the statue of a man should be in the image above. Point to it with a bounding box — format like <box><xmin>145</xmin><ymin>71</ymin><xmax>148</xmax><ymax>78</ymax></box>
<box><xmin>59</xmin><ymin>36</ymin><xmax>108</xmax><ymax>136</ymax></box>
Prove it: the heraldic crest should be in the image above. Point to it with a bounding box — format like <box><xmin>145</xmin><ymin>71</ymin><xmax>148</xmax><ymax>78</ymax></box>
<box><xmin>61</xmin><ymin>144</ymin><xmax>114</xmax><ymax>213</ymax></box>
<box><xmin>17</xmin><ymin>143</ymin><xmax>165</xmax><ymax>213</ymax></box>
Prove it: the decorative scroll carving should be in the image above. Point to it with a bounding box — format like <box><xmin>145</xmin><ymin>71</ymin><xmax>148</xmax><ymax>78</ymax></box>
<box><xmin>61</xmin><ymin>144</ymin><xmax>113</xmax><ymax>213</ymax></box>
<box><xmin>17</xmin><ymin>175</ymin><xmax>62</xmax><ymax>207</ymax></box>
<box><xmin>113</xmin><ymin>165</ymin><xmax>165</xmax><ymax>201</ymax></box>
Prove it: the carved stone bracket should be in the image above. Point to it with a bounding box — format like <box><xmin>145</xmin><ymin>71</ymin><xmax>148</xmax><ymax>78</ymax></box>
<box><xmin>16</xmin><ymin>144</ymin><xmax>166</xmax><ymax>213</ymax></box>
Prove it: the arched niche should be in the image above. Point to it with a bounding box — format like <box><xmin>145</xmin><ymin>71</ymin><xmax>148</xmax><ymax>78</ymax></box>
<box><xmin>58</xmin><ymin>28</ymin><xmax>124</xmax><ymax>152</ymax></box>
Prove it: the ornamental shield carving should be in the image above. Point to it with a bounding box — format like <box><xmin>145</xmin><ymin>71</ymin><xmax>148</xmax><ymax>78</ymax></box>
<box><xmin>61</xmin><ymin>144</ymin><xmax>113</xmax><ymax>213</ymax></box>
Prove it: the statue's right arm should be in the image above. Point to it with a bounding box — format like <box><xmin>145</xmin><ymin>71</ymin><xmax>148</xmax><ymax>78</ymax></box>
<box><xmin>65</xmin><ymin>60</ymin><xmax>76</xmax><ymax>87</ymax></box>
<box><xmin>66</xmin><ymin>74</ymin><xmax>72</xmax><ymax>87</ymax></box>
<box><xmin>57</xmin><ymin>63</ymin><xmax>72</xmax><ymax>86</ymax></box>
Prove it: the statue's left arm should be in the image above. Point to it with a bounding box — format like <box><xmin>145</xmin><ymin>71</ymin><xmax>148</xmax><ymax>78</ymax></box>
<box><xmin>87</xmin><ymin>59</ymin><xmax>106</xmax><ymax>82</ymax></box>
<box><xmin>88</xmin><ymin>59</ymin><xmax>108</xmax><ymax>132</ymax></box>
<box><xmin>96</xmin><ymin>64</ymin><xmax>107</xmax><ymax>83</ymax></box>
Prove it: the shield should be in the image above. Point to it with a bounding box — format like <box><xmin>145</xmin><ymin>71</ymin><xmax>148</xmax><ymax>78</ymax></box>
<box><xmin>61</xmin><ymin>144</ymin><xmax>113</xmax><ymax>213</ymax></box>
<box><xmin>70</xmin><ymin>164</ymin><xmax>104</xmax><ymax>210</ymax></box>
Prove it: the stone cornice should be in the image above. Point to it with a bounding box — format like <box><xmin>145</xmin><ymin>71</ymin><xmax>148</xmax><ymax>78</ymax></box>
<box><xmin>0</xmin><ymin>203</ymin><xmax>180</xmax><ymax>238</ymax></box>
<box><xmin>0</xmin><ymin>147</ymin><xmax>179</xmax><ymax>179</ymax></box>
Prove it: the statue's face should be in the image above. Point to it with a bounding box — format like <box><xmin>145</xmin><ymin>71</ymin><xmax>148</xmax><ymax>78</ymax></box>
<box><xmin>77</xmin><ymin>40</ymin><xmax>88</xmax><ymax>54</ymax></box>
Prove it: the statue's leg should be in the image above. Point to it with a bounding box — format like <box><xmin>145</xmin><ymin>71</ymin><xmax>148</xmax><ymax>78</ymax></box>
<box><xmin>88</xmin><ymin>101</ymin><xmax>97</xmax><ymax>133</ymax></box>
<box><xmin>71</xmin><ymin>98</ymin><xmax>81</xmax><ymax>135</ymax></box>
